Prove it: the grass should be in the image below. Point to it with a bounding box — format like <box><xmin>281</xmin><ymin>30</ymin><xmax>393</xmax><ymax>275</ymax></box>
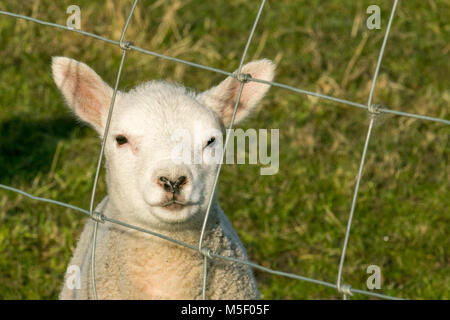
<box><xmin>0</xmin><ymin>0</ymin><xmax>448</xmax><ymax>299</ymax></box>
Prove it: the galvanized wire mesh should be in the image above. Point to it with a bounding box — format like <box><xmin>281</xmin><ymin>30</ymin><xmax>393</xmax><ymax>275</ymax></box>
<box><xmin>0</xmin><ymin>0</ymin><xmax>447</xmax><ymax>300</ymax></box>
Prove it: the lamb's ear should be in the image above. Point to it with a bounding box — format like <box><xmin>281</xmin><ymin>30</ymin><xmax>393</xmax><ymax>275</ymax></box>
<box><xmin>197</xmin><ymin>59</ymin><xmax>275</xmax><ymax>126</ymax></box>
<box><xmin>52</xmin><ymin>56</ymin><xmax>114</xmax><ymax>133</ymax></box>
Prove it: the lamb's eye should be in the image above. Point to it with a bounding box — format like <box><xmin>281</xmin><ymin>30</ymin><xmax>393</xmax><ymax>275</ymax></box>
<box><xmin>206</xmin><ymin>137</ymin><xmax>216</xmax><ymax>147</ymax></box>
<box><xmin>115</xmin><ymin>135</ymin><xmax>128</xmax><ymax>145</ymax></box>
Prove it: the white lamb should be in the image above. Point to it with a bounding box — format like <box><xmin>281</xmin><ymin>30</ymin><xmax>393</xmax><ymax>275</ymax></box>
<box><xmin>53</xmin><ymin>56</ymin><xmax>275</xmax><ymax>299</ymax></box>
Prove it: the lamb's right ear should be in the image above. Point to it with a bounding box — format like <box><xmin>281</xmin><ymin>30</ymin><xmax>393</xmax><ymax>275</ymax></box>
<box><xmin>52</xmin><ymin>57</ymin><xmax>114</xmax><ymax>133</ymax></box>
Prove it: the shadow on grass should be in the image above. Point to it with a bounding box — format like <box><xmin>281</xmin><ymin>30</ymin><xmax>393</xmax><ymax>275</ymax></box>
<box><xmin>0</xmin><ymin>115</ymin><xmax>83</xmax><ymax>183</ymax></box>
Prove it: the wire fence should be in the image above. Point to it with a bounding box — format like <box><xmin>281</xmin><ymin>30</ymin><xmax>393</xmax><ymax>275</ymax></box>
<box><xmin>0</xmin><ymin>0</ymin><xmax>448</xmax><ymax>300</ymax></box>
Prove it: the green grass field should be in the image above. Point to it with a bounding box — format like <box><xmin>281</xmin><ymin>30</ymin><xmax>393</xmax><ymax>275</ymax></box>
<box><xmin>0</xmin><ymin>0</ymin><xmax>448</xmax><ymax>299</ymax></box>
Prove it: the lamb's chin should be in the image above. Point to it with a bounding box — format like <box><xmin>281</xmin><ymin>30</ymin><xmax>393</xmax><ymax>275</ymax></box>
<box><xmin>147</xmin><ymin>205</ymin><xmax>200</xmax><ymax>226</ymax></box>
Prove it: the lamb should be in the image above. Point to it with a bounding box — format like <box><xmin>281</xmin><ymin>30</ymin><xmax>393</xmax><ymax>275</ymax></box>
<box><xmin>53</xmin><ymin>56</ymin><xmax>275</xmax><ymax>299</ymax></box>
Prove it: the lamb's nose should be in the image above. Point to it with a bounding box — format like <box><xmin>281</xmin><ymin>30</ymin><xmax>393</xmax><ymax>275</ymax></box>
<box><xmin>158</xmin><ymin>176</ymin><xmax>187</xmax><ymax>193</ymax></box>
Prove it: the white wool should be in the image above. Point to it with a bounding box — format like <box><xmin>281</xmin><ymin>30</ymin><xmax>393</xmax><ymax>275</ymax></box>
<box><xmin>53</xmin><ymin>57</ymin><xmax>275</xmax><ymax>299</ymax></box>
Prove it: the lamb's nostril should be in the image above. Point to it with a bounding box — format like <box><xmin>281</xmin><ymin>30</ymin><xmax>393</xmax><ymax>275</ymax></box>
<box><xmin>176</xmin><ymin>176</ymin><xmax>187</xmax><ymax>186</ymax></box>
<box><xmin>158</xmin><ymin>176</ymin><xmax>174</xmax><ymax>193</ymax></box>
<box><xmin>159</xmin><ymin>176</ymin><xmax>169</xmax><ymax>183</ymax></box>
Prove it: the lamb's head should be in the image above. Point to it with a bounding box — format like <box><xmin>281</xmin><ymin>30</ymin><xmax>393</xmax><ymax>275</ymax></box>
<box><xmin>52</xmin><ymin>57</ymin><xmax>275</xmax><ymax>229</ymax></box>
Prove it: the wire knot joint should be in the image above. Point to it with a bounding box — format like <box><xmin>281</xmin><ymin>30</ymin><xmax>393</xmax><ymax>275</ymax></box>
<box><xmin>119</xmin><ymin>40</ymin><xmax>133</xmax><ymax>51</ymax></box>
<box><xmin>236</xmin><ymin>73</ymin><xmax>251</xmax><ymax>83</ymax></box>
<box><xmin>90</xmin><ymin>211</ymin><xmax>105</xmax><ymax>223</ymax></box>
<box><xmin>200</xmin><ymin>247</ymin><xmax>213</xmax><ymax>259</ymax></box>
<box><xmin>368</xmin><ymin>103</ymin><xmax>382</xmax><ymax>114</ymax></box>
<box><xmin>338</xmin><ymin>283</ymin><xmax>353</xmax><ymax>297</ymax></box>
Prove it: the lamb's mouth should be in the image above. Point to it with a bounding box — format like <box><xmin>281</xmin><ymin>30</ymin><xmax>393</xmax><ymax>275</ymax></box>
<box><xmin>160</xmin><ymin>200</ymin><xmax>190</xmax><ymax>211</ymax></box>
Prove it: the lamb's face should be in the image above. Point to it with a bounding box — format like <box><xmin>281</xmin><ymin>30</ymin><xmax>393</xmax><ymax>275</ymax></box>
<box><xmin>103</xmin><ymin>84</ymin><xmax>223</xmax><ymax>225</ymax></box>
<box><xmin>52</xmin><ymin>57</ymin><xmax>275</xmax><ymax>228</ymax></box>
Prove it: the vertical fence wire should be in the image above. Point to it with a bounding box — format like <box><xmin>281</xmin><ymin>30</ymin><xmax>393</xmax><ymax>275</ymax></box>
<box><xmin>198</xmin><ymin>0</ymin><xmax>266</xmax><ymax>300</ymax></box>
<box><xmin>335</xmin><ymin>0</ymin><xmax>399</xmax><ymax>299</ymax></box>
<box><xmin>0</xmin><ymin>0</ymin><xmax>447</xmax><ymax>300</ymax></box>
<box><xmin>336</xmin><ymin>116</ymin><xmax>376</xmax><ymax>299</ymax></box>
<box><xmin>88</xmin><ymin>0</ymin><xmax>139</xmax><ymax>300</ymax></box>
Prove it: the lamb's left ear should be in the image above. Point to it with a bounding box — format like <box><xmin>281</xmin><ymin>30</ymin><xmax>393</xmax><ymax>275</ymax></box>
<box><xmin>197</xmin><ymin>59</ymin><xmax>275</xmax><ymax>126</ymax></box>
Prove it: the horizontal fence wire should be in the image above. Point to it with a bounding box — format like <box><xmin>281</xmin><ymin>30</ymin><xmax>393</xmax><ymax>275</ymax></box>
<box><xmin>0</xmin><ymin>0</ymin><xmax>447</xmax><ymax>300</ymax></box>
<box><xmin>0</xmin><ymin>9</ymin><xmax>448</xmax><ymax>125</ymax></box>
<box><xmin>0</xmin><ymin>184</ymin><xmax>402</xmax><ymax>300</ymax></box>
